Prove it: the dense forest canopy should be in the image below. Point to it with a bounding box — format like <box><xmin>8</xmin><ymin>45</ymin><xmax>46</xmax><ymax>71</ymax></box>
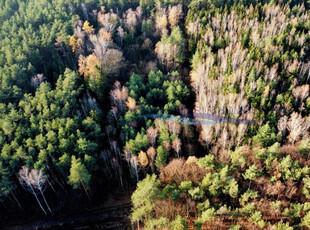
<box><xmin>1</xmin><ymin>0</ymin><xmax>310</xmax><ymax>229</ymax></box>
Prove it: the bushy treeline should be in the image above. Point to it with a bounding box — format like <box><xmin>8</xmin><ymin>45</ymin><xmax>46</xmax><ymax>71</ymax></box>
<box><xmin>132</xmin><ymin>140</ymin><xmax>310</xmax><ymax>229</ymax></box>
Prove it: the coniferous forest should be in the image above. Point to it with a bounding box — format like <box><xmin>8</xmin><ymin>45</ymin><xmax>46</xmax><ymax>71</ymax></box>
<box><xmin>2</xmin><ymin>0</ymin><xmax>310</xmax><ymax>229</ymax></box>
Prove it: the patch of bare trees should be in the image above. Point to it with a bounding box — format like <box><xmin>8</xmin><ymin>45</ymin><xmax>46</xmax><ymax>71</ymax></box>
<box><xmin>190</xmin><ymin>3</ymin><xmax>310</xmax><ymax>150</ymax></box>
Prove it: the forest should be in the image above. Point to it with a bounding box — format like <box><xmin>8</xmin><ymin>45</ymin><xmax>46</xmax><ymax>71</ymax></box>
<box><xmin>1</xmin><ymin>0</ymin><xmax>310</xmax><ymax>229</ymax></box>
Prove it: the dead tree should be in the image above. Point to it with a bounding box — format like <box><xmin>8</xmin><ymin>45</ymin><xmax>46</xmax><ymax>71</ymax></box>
<box><xmin>19</xmin><ymin>166</ymin><xmax>52</xmax><ymax>215</ymax></box>
<box><xmin>29</xmin><ymin>168</ymin><xmax>53</xmax><ymax>215</ymax></box>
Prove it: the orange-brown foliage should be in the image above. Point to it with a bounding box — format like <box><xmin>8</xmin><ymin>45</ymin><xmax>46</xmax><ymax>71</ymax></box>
<box><xmin>159</xmin><ymin>158</ymin><xmax>207</xmax><ymax>185</ymax></box>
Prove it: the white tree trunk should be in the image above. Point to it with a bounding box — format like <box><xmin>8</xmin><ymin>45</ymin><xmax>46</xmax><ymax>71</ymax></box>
<box><xmin>39</xmin><ymin>188</ymin><xmax>53</xmax><ymax>215</ymax></box>
<box><xmin>30</xmin><ymin>185</ymin><xmax>47</xmax><ymax>215</ymax></box>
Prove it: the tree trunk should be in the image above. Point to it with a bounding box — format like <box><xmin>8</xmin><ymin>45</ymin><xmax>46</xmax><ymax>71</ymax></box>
<box><xmin>47</xmin><ymin>164</ymin><xmax>68</xmax><ymax>193</ymax></box>
<box><xmin>11</xmin><ymin>191</ymin><xmax>23</xmax><ymax>211</ymax></box>
<box><xmin>47</xmin><ymin>178</ymin><xmax>56</xmax><ymax>194</ymax></box>
<box><xmin>81</xmin><ymin>181</ymin><xmax>90</xmax><ymax>201</ymax></box>
<box><xmin>39</xmin><ymin>188</ymin><xmax>53</xmax><ymax>215</ymax></box>
<box><xmin>30</xmin><ymin>185</ymin><xmax>47</xmax><ymax>215</ymax></box>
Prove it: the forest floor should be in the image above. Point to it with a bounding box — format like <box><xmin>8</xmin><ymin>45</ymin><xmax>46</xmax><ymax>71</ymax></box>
<box><xmin>0</xmin><ymin>189</ymin><xmax>133</xmax><ymax>230</ymax></box>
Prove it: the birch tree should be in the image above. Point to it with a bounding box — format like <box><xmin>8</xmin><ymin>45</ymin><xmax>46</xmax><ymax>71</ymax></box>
<box><xmin>19</xmin><ymin>166</ymin><xmax>48</xmax><ymax>215</ymax></box>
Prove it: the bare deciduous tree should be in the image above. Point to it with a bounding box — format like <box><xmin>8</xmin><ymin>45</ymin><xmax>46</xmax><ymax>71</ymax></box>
<box><xmin>147</xmin><ymin>147</ymin><xmax>156</xmax><ymax>172</ymax></box>
<box><xmin>101</xmin><ymin>48</ymin><xmax>125</xmax><ymax>76</ymax></box>
<box><xmin>130</xmin><ymin>156</ymin><xmax>139</xmax><ymax>182</ymax></box>
<box><xmin>287</xmin><ymin>112</ymin><xmax>307</xmax><ymax>144</ymax></box>
<box><xmin>30</xmin><ymin>74</ymin><xmax>45</xmax><ymax>89</ymax></box>
<box><xmin>168</xmin><ymin>5</ymin><xmax>183</xmax><ymax>28</ymax></box>
<box><xmin>124</xmin><ymin>7</ymin><xmax>142</xmax><ymax>32</ymax></box>
<box><xmin>220</xmin><ymin>127</ymin><xmax>229</xmax><ymax>149</ymax></box>
<box><xmin>19</xmin><ymin>166</ymin><xmax>52</xmax><ymax>215</ymax></box>
<box><xmin>163</xmin><ymin>141</ymin><xmax>171</xmax><ymax>151</ymax></box>
<box><xmin>293</xmin><ymin>84</ymin><xmax>309</xmax><ymax>101</ymax></box>
<box><xmin>110</xmin><ymin>82</ymin><xmax>128</xmax><ymax>113</ymax></box>
<box><xmin>172</xmin><ymin>138</ymin><xmax>182</xmax><ymax>157</ymax></box>
<box><xmin>98</xmin><ymin>10</ymin><xmax>118</xmax><ymax>33</ymax></box>
<box><xmin>80</xmin><ymin>90</ymin><xmax>102</xmax><ymax>116</ymax></box>
<box><xmin>277</xmin><ymin>116</ymin><xmax>288</xmax><ymax>135</ymax></box>
<box><xmin>167</xmin><ymin>120</ymin><xmax>181</xmax><ymax>135</ymax></box>
<box><xmin>28</xmin><ymin>168</ymin><xmax>53</xmax><ymax>215</ymax></box>
<box><xmin>155</xmin><ymin>8</ymin><xmax>168</xmax><ymax>36</ymax></box>
<box><xmin>146</xmin><ymin>126</ymin><xmax>158</xmax><ymax>146</ymax></box>
<box><xmin>117</xmin><ymin>26</ymin><xmax>125</xmax><ymax>45</ymax></box>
